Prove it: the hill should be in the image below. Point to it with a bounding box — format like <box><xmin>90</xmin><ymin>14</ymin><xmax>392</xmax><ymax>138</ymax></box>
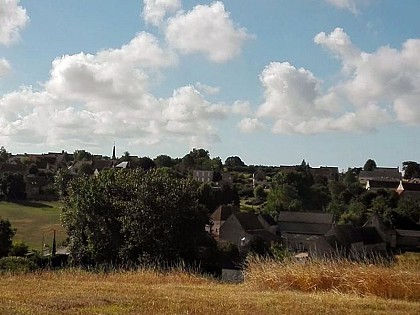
<box><xmin>0</xmin><ymin>201</ymin><xmax>66</xmax><ymax>250</ymax></box>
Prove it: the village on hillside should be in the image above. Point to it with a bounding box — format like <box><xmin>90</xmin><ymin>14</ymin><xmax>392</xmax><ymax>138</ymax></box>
<box><xmin>0</xmin><ymin>146</ymin><xmax>419</xmax><ymax>263</ymax></box>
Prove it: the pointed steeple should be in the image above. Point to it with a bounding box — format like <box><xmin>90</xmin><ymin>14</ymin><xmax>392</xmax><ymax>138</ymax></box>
<box><xmin>112</xmin><ymin>142</ymin><xmax>116</xmax><ymax>160</ymax></box>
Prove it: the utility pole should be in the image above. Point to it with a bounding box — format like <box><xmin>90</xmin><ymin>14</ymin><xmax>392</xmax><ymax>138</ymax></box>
<box><xmin>52</xmin><ymin>229</ymin><xmax>56</xmax><ymax>256</ymax></box>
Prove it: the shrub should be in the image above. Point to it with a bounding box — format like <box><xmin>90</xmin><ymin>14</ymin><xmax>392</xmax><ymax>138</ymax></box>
<box><xmin>9</xmin><ymin>240</ymin><xmax>29</xmax><ymax>257</ymax></box>
<box><xmin>0</xmin><ymin>256</ymin><xmax>36</xmax><ymax>273</ymax></box>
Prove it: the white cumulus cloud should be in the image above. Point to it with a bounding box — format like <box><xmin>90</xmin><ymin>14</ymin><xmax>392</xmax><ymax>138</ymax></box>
<box><xmin>0</xmin><ymin>0</ymin><xmax>29</xmax><ymax>45</ymax></box>
<box><xmin>165</xmin><ymin>1</ymin><xmax>251</xmax><ymax>62</ymax></box>
<box><xmin>324</xmin><ymin>0</ymin><xmax>372</xmax><ymax>14</ymax></box>
<box><xmin>0</xmin><ymin>58</ymin><xmax>11</xmax><ymax>76</ymax></box>
<box><xmin>142</xmin><ymin>0</ymin><xmax>181</xmax><ymax>26</ymax></box>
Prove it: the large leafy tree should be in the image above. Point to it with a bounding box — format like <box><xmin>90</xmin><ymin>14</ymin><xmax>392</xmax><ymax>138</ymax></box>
<box><xmin>61</xmin><ymin>169</ymin><xmax>209</xmax><ymax>266</ymax></box>
<box><xmin>363</xmin><ymin>159</ymin><xmax>377</xmax><ymax>171</ymax></box>
<box><xmin>402</xmin><ymin>161</ymin><xmax>420</xmax><ymax>179</ymax></box>
<box><xmin>0</xmin><ymin>218</ymin><xmax>15</xmax><ymax>258</ymax></box>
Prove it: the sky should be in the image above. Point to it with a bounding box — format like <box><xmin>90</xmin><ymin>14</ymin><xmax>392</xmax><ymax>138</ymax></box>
<box><xmin>1</xmin><ymin>0</ymin><xmax>420</xmax><ymax>170</ymax></box>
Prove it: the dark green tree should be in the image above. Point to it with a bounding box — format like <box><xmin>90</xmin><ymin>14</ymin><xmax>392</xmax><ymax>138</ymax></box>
<box><xmin>0</xmin><ymin>218</ymin><xmax>15</xmax><ymax>258</ymax></box>
<box><xmin>137</xmin><ymin>157</ymin><xmax>156</xmax><ymax>171</ymax></box>
<box><xmin>61</xmin><ymin>169</ymin><xmax>210</xmax><ymax>266</ymax></box>
<box><xmin>154</xmin><ymin>154</ymin><xmax>174</xmax><ymax>168</ymax></box>
<box><xmin>73</xmin><ymin>150</ymin><xmax>92</xmax><ymax>161</ymax></box>
<box><xmin>0</xmin><ymin>146</ymin><xmax>9</xmax><ymax>163</ymax></box>
<box><xmin>0</xmin><ymin>173</ymin><xmax>26</xmax><ymax>200</ymax></box>
<box><xmin>363</xmin><ymin>159</ymin><xmax>377</xmax><ymax>171</ymax></box>
<box><xmin>224</xmin><ymin>156</ymin><xmax>245</xmax><ymax>167</ymax></box>
<box><xmin>402</xmin><ymin>161</ymin><xmax>420</xmax><ymax>179</ymax></box>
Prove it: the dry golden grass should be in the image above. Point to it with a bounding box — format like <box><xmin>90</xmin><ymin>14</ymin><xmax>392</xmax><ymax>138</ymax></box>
<box><xmin>244</xmin><ymin>255</ymin><xmax>420</xmax><ymax>302</ymax></box>
<box><xmin>0</xmin><ymin>267</ymin><xmax>419</xmax><ymax>315</ymax></box>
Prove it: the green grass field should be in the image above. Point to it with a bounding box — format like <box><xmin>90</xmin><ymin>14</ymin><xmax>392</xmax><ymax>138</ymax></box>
<box><xmin>0</xmin><ymin>201</ymin><xmax>67</xmax><ymax>250</ymax></box>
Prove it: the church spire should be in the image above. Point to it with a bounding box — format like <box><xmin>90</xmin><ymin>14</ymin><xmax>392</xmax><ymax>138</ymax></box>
<box><xmin>112</xmin><ymin>142</ymin><xmax>116</xmax><ymax>160</ymax></box>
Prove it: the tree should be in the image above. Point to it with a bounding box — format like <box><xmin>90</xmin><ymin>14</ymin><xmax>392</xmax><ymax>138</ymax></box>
<box><xmin>61</xmin><ymin>169</ymin><xmax>210</xmax><ymax>266</ymax></box>
<box><xmin>0</xmin><ymin>146</ymin><xmax>9</xmax><ymax>163</ymax></box>
<box><xmin>225</xmin><ymin>156</ymin><xmax>245</xmax><ymax>167</ymax></box>
<box><xmin>154</xmin><ymin>155</ymin><xmax>174</xmax><ymax>168</ymax></box>
<box><xmin>73</xmin><ymin>150</ymin><xmax>92</xmax><ymax>161</ymax></box>
<box><xmin>363</xmin><ymin>159</ymin><xmax>377</xmax><ymax>171</ymax></box>
<box><xmin>402</xmin><ymin>161</ymin><xmax>420</xmax><ymax>179</ymax></box>
<box><xmin>137</xmin><ymin>157</ymin><xmax>156</xmax><ymax>171</ymax></box>
<box><xmin>0</xmin><ymin>218</ymin><xmax>15</xmax><ymax>258</ymax></box>
<box><xmin>0</xmin><ymin>173</ymin><xmax>26</xmax><ymax>201</ymax></box>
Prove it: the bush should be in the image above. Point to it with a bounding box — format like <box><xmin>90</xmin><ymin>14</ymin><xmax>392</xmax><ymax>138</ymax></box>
<box><xmin>0</xmin><ymin>256</ymin><xmax>36</xmax><ymax>273</ymax></box>
<box><xmin>9</xmin><ymin>240</ymin><xmax>29</xmax><ymax>257</ymax></box>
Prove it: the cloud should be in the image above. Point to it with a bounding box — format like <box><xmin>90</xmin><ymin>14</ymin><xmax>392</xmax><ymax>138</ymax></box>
<box><xmin>194</xmin><ymin>82</ymin><xmax>220</xmax><ymax>95</ymax></box>
<box><xmin>142</xmin><ymin>0</ymin><xmax>181</xmax><ymax>27</ymax></box>
<box><xmin>323</xmin><ymin>0</ymin><xmax>372</xmax><ymax>14</ymax></box>
<box><xmin>232</xmin><ymin>100</ymin><xmax>252</xmax><ymax>116</ymax></box>
<box><xmin>238</xmin><ymin>117</ymin><xmax>263</xmax><ymax>133</ymax></box>
<box><xmin>165</xmin><ymin>1</ymin><xmax>251</xmax><ymax>62</ymax></box>
<box><xmin>252</xmin><ymin>26</ymin><xmax>420</xmax><ymax>135</ymax></box>
<box><xmin>0</xmin><ymin>58</ymin><xmax>11</xmax><ymax>77</ymax></box>
<box><xmin>0</xmin><ymin>0</ymin><xmax>29</xmax><ymax>45</ymax></box>
<box><xmin>316</xmin><ymin>29</ymin><xmax>420</xmax><ymax>124</ymax></box>
<box><xmin>0</xmin><ymin>30</ymin><xmax>231</xmax><ymax>149</ymax></box>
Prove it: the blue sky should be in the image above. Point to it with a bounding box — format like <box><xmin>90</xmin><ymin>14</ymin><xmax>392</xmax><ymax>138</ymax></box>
<box><xmin>1</xmin><ymin>0</ymin><xmax>420</xmax><ymax>170</ymax></box>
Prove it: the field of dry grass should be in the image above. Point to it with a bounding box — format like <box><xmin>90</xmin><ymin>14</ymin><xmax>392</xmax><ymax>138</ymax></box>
<box><xmin>0</xmin><ymin>264</ymin><xmax>419</xmax><ymax>315</ymax></box>
<box><xmin>245</xmin><ymin>255</ymin><xmax>420</xmax><ymax>302</ymax></box>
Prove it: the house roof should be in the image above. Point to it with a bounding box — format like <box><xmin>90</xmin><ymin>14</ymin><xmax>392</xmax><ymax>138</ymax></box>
<box><xmin>258</xmin><ymin>213</ymin><xmax>276</xmax><ymax>226</ymax></box>
<box><xmin>326</xmin><ymin>225</ymin><xmax>383</xmax><ymax>247</ymax></box>
<box><xmin>211</xmin><ymin>205</ymin><xmax>239</xmax><ymax>222</ymax></box>
<box><xmin>359</xmin><ymin>168</ymin><xmax>401</xmax><ymax>181</ymax></box>
<box><xmin>280</xmin><ymin>222</ymin><xmax>332</xmax><ymax>235</ymax></box>
<box><xmin>0</xmin><ymin>163</ymin><xmax>26</xmax><ymax>173</ymax></box>
<box><xmin>278</xmin><ymin>211</ymin><xmax>334</xmax><ymax>224</ymax></box>
<box><xmin>366</xmin><ymin>180</ymin><xmax>399</xmax><ymax>190</ymax></box>
<box><xmin>93</xmin><ymin>159</ymin><xmax>113</xmax><ymax>170</ymax></box>
<box><xmin>234</xmin><ymin>212</ymin><xmax>265</xmax><ymax>231</ymax></box>
<box><xmin>399</xmin><ymin>182</ymin><xmax>420</xmax><ymax>192</ymax></box>
<box><xmin>396</xmin><ymin>229</ymin><xmax>420</xmax><ymax>237</ymax></box>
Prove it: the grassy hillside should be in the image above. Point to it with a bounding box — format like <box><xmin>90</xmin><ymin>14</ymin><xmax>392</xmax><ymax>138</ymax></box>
<box><xmin>0</xmin><ymin>201</ymin><xmax>66</xmax><ymax>250</ymax></box>
<box><xmin>0</xmin><ymin>268</ymin><xmax>419</xmax><ymax>315</ymax></box>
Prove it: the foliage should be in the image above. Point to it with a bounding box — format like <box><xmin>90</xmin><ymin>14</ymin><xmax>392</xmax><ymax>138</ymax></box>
<box><xmin>0</xmin><ymin>256</ymin><xmax>36</xmax><ymax>272</ymax></box>
<box><xmin>225</xmin><ymin>156</ymin><xmax>246</xmax><ymax>167</ymax></box>
<box><xmin>363</xmin><ymin>159</ymin><xmax>377</xmax><ymax>171</ymax></box>
<box><xmin>137</xmin><ymin>156</ymin><xmax>156</xmax><ymax>170</ymax></box>
<box><xmin>9</xmin><ymin>240</ymin><xmax>29</xmax><ymax>257</ymax></box>
<box><xmin>197</xmin><ymin>182</ymin><xmax>240</xmax><ymax>213</ymax></box>
<box><xmin>154</xmin><ymin>154</ymin><xmax>174</xmax><ymax>168</ymax></box>
<box><xmin>0</xmin><ymin>218</ymin><xmax>15</xmax><ymax>257</ymax></box>
<box><xmin>0</xmin><ymin>146</ymin><xmax>9</xmax><ymax>163</ymax></box>
<box><xmin>73</xmin><ymin>149</ymin><xmax>92</xmax><ymax>161</ymax></box>
<box><xmin>402</xmin><ymin>161</ymin><xmax>420</xmax><ymax>179</ymax></box>
<box><xmin>61</xmin><ymin>169</ymin><xmax>211</xmax><ymax>266</ymax></box>
<box><xmin>0</xmin><ymin>172</ymin><xmax>27</xmax><ymax>200</ymax></box>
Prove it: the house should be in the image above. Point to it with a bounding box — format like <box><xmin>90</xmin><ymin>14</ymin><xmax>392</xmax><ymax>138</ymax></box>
<box><xmin>209</xmin><ymin>205</ymin><xmax>239</xmax><ymax>238</ymax></box>
<box><xmin>192</xmin><ymin>170</ymin><xmax>214</xmax><ymax>183</ymax></box>
<box><xmin>365</xmin><ymin>179</ymin><xmax>399</xmax><ymax>191</ymax></box>
<box><xmin>358</xmin><ymin>167</ymin><xmax>401</xmax><ymax>185</ymax></box>
<box><xmin>396</xmin><ymin>181</ymin><xmax>420</xmax><ymax>201</ymax></box>
<box><xmin>366</xmin><ymin>213</ymin><xmax>420</xmax><ymax>252</ymax></box>
<box><xmin>0</xmin><ymin>163</ymin><xmax>26</xmax><ymax>174</ymax></box>
<box><xmin>219</xmin><ymin>212</ymin><xmax>278</xmax><ymax>248</ymax></box>
<box><xmin>325</xmin><ymin>225</ymin><xmax>386</xmax><ymax>256</ymax></box>
<box><xmin>277</xmin><ymin>211</ymin><xmax>335</xmax><ymax>255</ymax></box>
<box><xmin>257</xmin><ymin>213</ymin><xmax>278</xmax><ymax>234</ymax></box>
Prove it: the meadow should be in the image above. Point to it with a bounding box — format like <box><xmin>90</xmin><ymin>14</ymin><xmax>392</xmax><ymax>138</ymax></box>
<box><xmin>0</xmin><ymin>257</ymin><xmax>419</xmax><ymax>315</ymax></box>
<box><xmin>0</xmin><ymin>201</ymin><xmax>66</xmax><ymax>250</ymax></box>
